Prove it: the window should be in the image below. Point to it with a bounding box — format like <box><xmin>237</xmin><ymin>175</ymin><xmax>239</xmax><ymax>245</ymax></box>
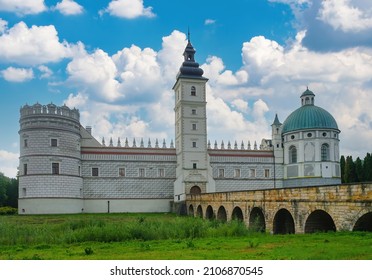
<box><xmin>321</xmin><ymin>143</ymin><xmax>330</xmax><ymax>161</ymax></box>
<box><xmin>158</xmin><ymin>168</ymin><xmax>165</xmax><ymax>177</ymax></box>
<box><xmin>218</xmin><ymin>169</ymin><xmax>225</xmax><ymax>178</ymax></box>
<box><xmin>192</xmin><ymin>123</ymin><xmax>197</xmax><ymax>130</ymax></box>
<box><xmin>78</xmin><ymin>166</ymin><xmax>81</xmax><ymax>176</ymax></box>
<box><xmin>51</xmin><ymin>138</ymin><xmax>58</xmax><ymax>147</ymax></box>
<box><xmin>265</xmin><ymin>169</ymin><xmax>270</xmax><ymax>178</ymax></box>
<box><xmin>234</xmin><ymin>169</ymin><xmax>241</xmax><ymax>178</ymax></box>
<box><xmin>307</xmin><ymin>132</ymin><xmax>312</xmax><ymax>137</ymax></box>
<box><xmin>24</xmin><ymin>139</ymin><xmax>28</xmax><ymax>148</ymax></box>
<box><xmin>139</xmin><ymin>168</ymin><xmax>145</xmax><ymax>177</ymax></box>
<box><xmin>52</xmin><ymin>163</ymin><xmax>60</xmax><ymax>175</ymax></box>
<box><xmin>92</xmin><ymin>167</ymin><xmax>99</xmax><ymax>177</ymax></box>
<box><xmin>289</xmin><ymin>145</ymin><xmax>297</xmax><ymax>164</ymax></box>
<box><xmin>193</xmin><ymin>163</ymin><xmax>197</xmax><ymax>169</ymax></box>
<box><xmin>250</xmin><ymin>169</ymin><xmax>256</xmax><ymax>177</ymax></box>
<box><xmin>119</xmin><ymin>168</ymin><xmax>126</xmax><ymax>177</ymax></box>
<box><xmin>191</xmin><ymin>86</ymin><xmax>196</xmax><ymax>96</ymax></box>
<box><xmin>192</xmin><ymin>109</ymin><xmax>197</xmax><ymax>115</ymax></box>
<box><xmin>23</xmin><ymin>164</ymin><xmax>28</xmax><ymax>175</ymax></box>
<box><xmin>22</xmin><ymin>188</ymin><xmax>26</xmax><ymax>196</ymax></box>
<box><xmin>192</xmin><ymin>141</ymin><xmax>197</xmax><ymax>148</ymax></box>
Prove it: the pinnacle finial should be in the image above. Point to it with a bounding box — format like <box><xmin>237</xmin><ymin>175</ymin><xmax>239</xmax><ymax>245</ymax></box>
<box><xmin>187</xmin><ymin>27</ymin><xmax>190</xmax><ymax>42</ymax></box>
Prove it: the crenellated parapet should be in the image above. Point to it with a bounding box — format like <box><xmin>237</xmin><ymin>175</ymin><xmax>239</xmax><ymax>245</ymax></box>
<box><xmin>100</xmin><ymin>137</ymin><xmax>175</xmax><ymax>149</ymax></box>
<box><xmin>208</xmin><ymin>139</ymin><xmax>273</xmax><ymax>151</ymax></box>
<box><xmin>20</xmin><ymin>103</ymin><xmax>80</xmax><ymax>121</ymax></box>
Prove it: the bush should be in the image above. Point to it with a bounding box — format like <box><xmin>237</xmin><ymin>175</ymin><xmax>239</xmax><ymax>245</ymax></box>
<box><xmin>0</xmin><ymin>206</ymin><xmax>17</xmax><ymax>215</ymax></box>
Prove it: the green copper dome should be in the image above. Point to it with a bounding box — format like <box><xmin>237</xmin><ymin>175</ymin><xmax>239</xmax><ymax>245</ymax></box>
<box><xmin>282</xmin><ymin>89</ymin><xmax>339</xmax><ymax>134</ymax></box>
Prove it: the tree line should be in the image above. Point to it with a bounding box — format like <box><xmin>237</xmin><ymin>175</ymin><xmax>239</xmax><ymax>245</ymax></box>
<box><xmin>0</xmin><ymin>173</ymin><xmax>18</xmax><ymax>208</ymax></box>
<box><xmin>340</xmin><ymin>153</ymin><xmax>372</xmax><ymax>183</ymax></box>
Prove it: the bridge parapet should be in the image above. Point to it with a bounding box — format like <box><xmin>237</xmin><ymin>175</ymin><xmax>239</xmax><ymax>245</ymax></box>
<box><xmin>186</xmin><ymin>183</ymin><xmax>372</xmax><ymax>234</ymax></box>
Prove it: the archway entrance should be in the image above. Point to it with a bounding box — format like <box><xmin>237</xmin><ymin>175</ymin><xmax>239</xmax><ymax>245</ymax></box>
<box><xmin>305</xmin><ymin>210</ymin><xmax>336</xmax><ymax>233</ymax></box>
<box><xmin>206</xmin><ymin>205</ymin><xmax>214</xmax><ymax>220</ymax></box>
<box><xmin>232</xmin><ymin>206</ymin><xmax>244</xmax><ymax>222</ymax></box>
<box><xmin>217</xmin><ymin>206</ymin><xmax>227</xmax><ymax>222</ymax></box>
<box><xmin>249</xmin><ymin>207</ymin><xmax>266</xmax><ymax>232</ymax></box>
<box><xmin>188</xmin><ymin>205</ymin><xmax>194</xmax><ymax>216</ymax></box>
<box><xmin>196</xmin><ymin>205</ymin><xmax>203</xmax><ymax>218</ymax></box>
<box><xmin>353</xmin><ymin>212</ymin><xmax>372</xmax><ymax>232</ymax></box>
<box><xmin>273</xmin><ymin>208</ymin><xmax>295</xmax><ymax>234</ymax></box>
<box><xmin>190</xmin><ymin>185</ymin><xmax>201</xmax><ymax>195</ymax></box>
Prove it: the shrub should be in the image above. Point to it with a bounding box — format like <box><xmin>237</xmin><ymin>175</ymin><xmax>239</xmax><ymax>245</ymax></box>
<box><xmin>0</xmin><ymin>207</ymin><xmax>17</xmax><ymax>215</ymax></box>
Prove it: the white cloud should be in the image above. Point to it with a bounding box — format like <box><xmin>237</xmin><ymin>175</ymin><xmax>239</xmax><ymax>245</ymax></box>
<box><xmin>231</xmin><ymin>99</ymin><xmax>249</xmax><ymax>112</ymax></box>
<box><xmin>37</xmin><ymin>65</ymin><xmax>53</xmax><ymax>79</ymax></box>
<box><xmin>103</xmin><ymin>0</ymin><xmax>155</xmax><ymax>19</ymax></box>
<box><xmin>318</xmin><ymin>0</ymin><xmax>372</xmax><ymax>32</ymax></box>
<box><xmin>202</xmin><ymin>56</ymin><xmax>249</xmax><ymax>86</ymax></box>
<box><xmin>54</xmin><ymin>0</ymin><xmax>83</xmax><ymax>16</ymax></box>
<box><xmin>0</xmin><ymin>21</ymin><xmax>72</xmax><ymax>65</ymax></box>
<box><xmin>66</xmin><ymin>48</ymin><xmax>121</xmax><ymax>102</ymax></box>
<box><xmin>0</xmin><ymin>0</ymin><xmax>47</xmax><ymax>15</ymax></box>
<box><xmin>1</xmin><ymin>67</ymin><xmax>34</xmax><ymax>82</ymax></box>
<box><xmin>0</xmin><ymin>18</ymin><xmax>7</xmax><ymax>34</ymax></box>
<box><xmin>205</xmin><ymin>19</ymin><xmax>216</xmax><ymax>25</ymax></box>
<box><xmin>0</xmin><ymin>150</ymin><xmax>19</xmax><ymax>178</ymax></box>
<box><xmin>65</xmin><ymin>92</ymin><xmax>88</xmax><ymax>108</ymax></box>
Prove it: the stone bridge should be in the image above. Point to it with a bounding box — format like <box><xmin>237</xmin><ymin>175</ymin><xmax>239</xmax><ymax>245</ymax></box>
<box><xmin>186</xmin><ymin>183</ymin><xmax>372</xmax><ymax>234</ymax></box>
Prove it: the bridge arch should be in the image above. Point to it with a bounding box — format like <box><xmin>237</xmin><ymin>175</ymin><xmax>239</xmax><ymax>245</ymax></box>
<box><xmin>206</xmin><ymin>205</ymin><xmax>214</xmax><ymax>220</ymax></box>
<box><xmin>273</xmin><ymin>208</ymin><xmax>295</xmax><ymax>234</ymax></box>
<box><xmin>249</xmin><ymin>207</ymin><xmax>266</xmax><ymax>232</ymax></box>
<box><xmin>304</xmin><ymin>209</ymin><xmax>336</xmax><ymax>233</ymax></box>
<box><xmin>217</xmin><ymin>206</ymin><xmax>227</xmax><ymax>222</ymax></box>
<box><xmin>353</xmin><ymin>211</ymin><xmax>372</xmax><ymax>232</ymax></box>
<box><xmin>188</xmin><ymin>204</ymin><xmax>194</xmax><ymax>216</ymax></box>
<box><xmin>231</xmin><ymin>206</ymin><xmax>244</xmax><ymax>222</ymax></box>
<box><xmin>196</xmin><ymin>205</ymin><xmax>203</xmax><ymax>218</ymax></box>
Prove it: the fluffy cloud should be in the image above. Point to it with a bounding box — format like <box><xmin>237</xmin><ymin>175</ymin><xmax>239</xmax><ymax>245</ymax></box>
<box><xmin>0</xmin><ymin>0</ymin><xmax>47</xmax><ymax>15</ymax></box>
<box><xmin>0</xmin><ymin>150</ymin><xmax>19</xmax><ymax>178</ymax></box>
<box><xmin>318</xmin><ymin>0</ymin><xmax>372</xmax><ymax>32</ymax></box>
<box><xmin>67</xmin><ymin>48</ymin><xmax>120</xmax><ymax>102</ymax></box>
<box><xmin>37</xmin><ymin>65</ymin><xmax>53</xmax><ymax>79</ymax></box>
<box><xmin>1</xmin><ymin>67</ymin><xmax>34</xmax><ymax>82</ymax></box>
<box><xmin>0</xmin><ymin>21</ymin><xmax>72</xmax><ymax>65</ymax></box>
<box><xmin>103</xmin><ymin>0</ymin><xmax>155</xmax><ymax>19</ymax></box>
<box><xmin>54</xmin><ymin>0</ymin><xmax>84</xmax><ymax>16</ymax></box>
<box><xmin>0</xmin><ymin>18</ymin><xmax>7</xmax><ymax>34</ymax></box>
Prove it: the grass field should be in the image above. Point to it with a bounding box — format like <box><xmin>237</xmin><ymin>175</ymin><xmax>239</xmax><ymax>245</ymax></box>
<box><xmin>0</xmin><ymin>213</ymin><xmax>371</xmax><ymax>260</ymax></box>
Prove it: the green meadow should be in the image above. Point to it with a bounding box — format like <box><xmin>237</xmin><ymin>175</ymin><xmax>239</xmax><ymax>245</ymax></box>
<box><xmin>0</xmin><ymin>213</ymin><xmax>371</xmax><ymax>260</ymax></box>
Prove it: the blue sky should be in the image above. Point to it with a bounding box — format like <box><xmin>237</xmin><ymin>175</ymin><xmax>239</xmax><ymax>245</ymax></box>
<box><xmin>1</xmin><ymin>0</ymin><xmax>372</xmax><ymax>177</ymax></box>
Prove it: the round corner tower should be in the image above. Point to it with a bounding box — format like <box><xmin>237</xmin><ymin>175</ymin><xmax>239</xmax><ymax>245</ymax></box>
<box><xmin>18</xmin><ymin>103</ymin><xmax>83</xmax><ymax>214</ymax></box>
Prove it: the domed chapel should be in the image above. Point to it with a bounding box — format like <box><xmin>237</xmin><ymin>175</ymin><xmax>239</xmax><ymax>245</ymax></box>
<box><xmin>18</xmin><ymin>39</ymin><xmax>341</xmax><ymax>214</ymax></box>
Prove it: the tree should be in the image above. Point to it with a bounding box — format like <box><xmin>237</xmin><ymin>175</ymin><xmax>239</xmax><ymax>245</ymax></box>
<box><xmin>364</xmin><ymin>153</ymin><xmax>372</xmax><ymax>181</ymax></box>
<box><xmin>0</xmin><ymin>173</ymin><xmax>9</xmax><ymax>206</ymax></box>
<box><xmin>355</xmin><ymin>157</ymin><xmax>364</xmax><ymax>182</ymax></box>
<box><xmin>344</xmin><ymin>156</ymin><xmax>357</xmax><ymax>183</ymax></box>
<box><xmin>340</xmin><ymin>155</ymin><xmax>346</xmax><ymax>183</ymax></box>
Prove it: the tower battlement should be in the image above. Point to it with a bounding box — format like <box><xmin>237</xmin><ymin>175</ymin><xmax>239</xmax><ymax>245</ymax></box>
<box><xmin>20</xmin><ymin>103</ymin><xmax>80</xmax><ymax>121</ymax></box>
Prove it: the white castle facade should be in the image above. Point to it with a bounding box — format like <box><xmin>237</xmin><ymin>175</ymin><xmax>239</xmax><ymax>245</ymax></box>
<box><xmin>18</xmin><ymin>39</ymin><xmax>341</xmax><ymax>214</ymax></box>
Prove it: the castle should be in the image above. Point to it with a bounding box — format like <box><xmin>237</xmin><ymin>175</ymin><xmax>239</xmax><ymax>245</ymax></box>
<box><xmin>18</xmin><ymin>39</ymin><xmax>341</xmax><ymax>214</ymax></box>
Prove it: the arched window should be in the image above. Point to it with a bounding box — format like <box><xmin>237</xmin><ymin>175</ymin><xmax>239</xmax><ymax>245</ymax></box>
<box><xmin>191</xmin><ymin>86</ymin><xmax>196</xmax><ymax>96</ymax></box>
<box><xmin>289</xmin><ymin>145</ymin><xmax>297</xmax><ymax>164</ymax></box>
<box><xmin>190</xmin><ymin>185</ymin><xmax>201</xmax><ymax>195</ymax></box>
<box><xmin>321</xmin><ymin>143</ymin><xmax>330</xmax><ymax>161</ymax></box>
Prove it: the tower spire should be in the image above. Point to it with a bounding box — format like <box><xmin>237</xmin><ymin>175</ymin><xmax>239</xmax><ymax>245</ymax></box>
<box><xmin>187</xmin><ymin>27</ymin><xmax>190</xmax><ymax>42</ymax></box>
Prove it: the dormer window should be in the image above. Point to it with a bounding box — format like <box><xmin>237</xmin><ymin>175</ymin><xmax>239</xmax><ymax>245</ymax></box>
<box><xmin>191</xmin><ymin>86</ymin><xmax>196</xmax><ymax>96</ymax></box>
